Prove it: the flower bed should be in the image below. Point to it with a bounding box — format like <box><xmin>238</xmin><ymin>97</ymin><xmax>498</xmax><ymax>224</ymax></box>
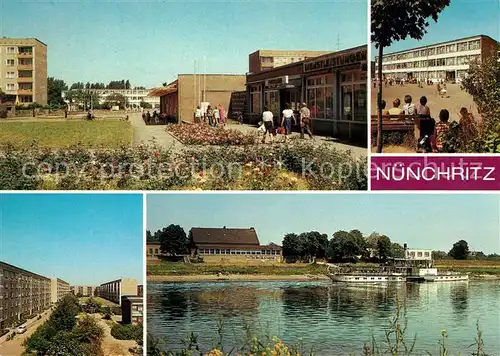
<box><xmin>0</xmin><ymin>141</ymin><xmax>367</xmax><ymax>190</ymax></box>
<box><xmin>167</xmin><ymin>123</ymin><xmax>256</xmax><ymax>145</ymax></box>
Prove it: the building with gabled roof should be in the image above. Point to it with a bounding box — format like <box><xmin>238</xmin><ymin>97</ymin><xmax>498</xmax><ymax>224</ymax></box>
<box><xmin>189</xmin><ymin>227</ymin><xmax>282</xmax><ymax>261</ymax></box>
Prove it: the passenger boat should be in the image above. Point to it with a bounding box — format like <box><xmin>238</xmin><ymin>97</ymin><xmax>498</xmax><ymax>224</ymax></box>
<box><xmin>326</xmin><ymin>246</ymin><xmax>468</xmax><ymax>284</ymax></box>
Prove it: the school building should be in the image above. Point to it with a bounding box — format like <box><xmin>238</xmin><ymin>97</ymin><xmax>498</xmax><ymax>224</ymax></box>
<box><xmin>374</xmin><ymin>35</ymin><xmax>499</xmax><ymax>83</ymax></box>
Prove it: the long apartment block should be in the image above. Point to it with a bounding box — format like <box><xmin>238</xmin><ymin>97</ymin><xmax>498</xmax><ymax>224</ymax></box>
<box><xmin>70</xmin><ymin>285</ymin><xmax>97</xmax><ymax>297</ymax></box>
<box><xmin>0</xmin><ymin>38</ymin><xmax>47</xmax><ymax>105</ymax></box>
<box><xmin>98</xmin><ymin>278</ymin><xmax>138</xmax><ymax>305</ymax></box>
<box><xmin>50</xmin><ymin>278</ymin><xmax>70</xmax><ymax>304</ymax></box>
<box><xmin>0</xmin><ymin>261</ymin><xmax>51</xmax><ymax>329</ymax></box>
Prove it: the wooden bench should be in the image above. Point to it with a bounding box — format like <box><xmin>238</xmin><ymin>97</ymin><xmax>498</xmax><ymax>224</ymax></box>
<box><xmin>370</xmin><ymin>114</ymin><xmax>416</xmax><ymax>133</ymax></box>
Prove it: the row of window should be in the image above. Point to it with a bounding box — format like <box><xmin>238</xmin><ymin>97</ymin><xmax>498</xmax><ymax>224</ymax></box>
<box><xmin>382</xmin><ymin>40</ymin><xmax>481</xmax><ymax>62</ymax></box>
<box><xmin>407</xmin><ymin>251</ymin><xmax>431</xmax><ymax>257</ymax></box>
<box><xmin>199</xmin><ymin>249</ymin><xmax>280</xmax><ymax>255</ymax></box>
<box><xmin>381</xmin><ymin>55</ymin><xmax>481</xmax><ymax>71</ymax></box>
<box><xmin>0</xmin><ymin>46</ymin><xmax>33</xmax><ymax>53</ymax></box>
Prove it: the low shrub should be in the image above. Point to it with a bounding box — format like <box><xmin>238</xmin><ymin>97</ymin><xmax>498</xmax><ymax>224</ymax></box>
<box><xmin>111</xmin><ymin>323</ymin><xmax>143</xmax><ymax>343</ymax></box>
<box><xmin>167</xmin><ymin>123</ymin><xmax>256</xmax><ymax>145</ymax></box>
<box><xmin>0</xmin><ymin>141</ymin><xmax>367</xmax><ymax>190</ymax></box>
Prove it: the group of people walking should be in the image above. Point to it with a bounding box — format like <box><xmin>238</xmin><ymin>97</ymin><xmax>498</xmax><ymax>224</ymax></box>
<box><xmin>194</xmin><ymin>104</ymin><xmax>226</xmax><ymax>127</ymax></box>
<box><xmin>379</xmin><ymin>94</ymin><xmax>476</xmax><ymax>153</ymax></box>
<box><xmin>260</xmin><ymin>103</ymin><xmax>314</xmax><ymax>143</ymax></box>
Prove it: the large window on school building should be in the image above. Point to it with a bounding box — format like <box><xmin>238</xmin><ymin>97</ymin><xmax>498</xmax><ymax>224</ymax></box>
<box><xmin>250</xmin><ymin>86</ymin><xmax>261</xmax><ymax>114</ymax></box>
<box><xmin>306</xmin><ymin>74</ymin><xmax>334</xmax><ymax>119</ymax></box>
<box><xmin>340</xmin><ymin>70</ymin><xmax>366</xmax><ymax>122</ymax></box>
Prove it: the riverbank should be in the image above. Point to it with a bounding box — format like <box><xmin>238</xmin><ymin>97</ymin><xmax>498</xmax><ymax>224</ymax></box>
<box><xmin>148</xmin><ymin>274</ymin><xmax>330</xmax><ymax>282</ymax></box>
<box><xmin>147</xmin><ymin>273</ymin><xmax>499</xmax><ymax>282</ymax></box>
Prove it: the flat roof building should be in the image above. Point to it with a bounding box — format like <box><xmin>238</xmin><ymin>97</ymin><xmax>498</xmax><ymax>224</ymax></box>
<box><xmin>246</xmin><ymin>45</ymin><xmax>368</xmax><ymax>144</ymax></box>
<box><xmin>50</xmin><ymin>278</ymin><xmax>70</xmax><ymax>304</ymax></box>
<box><xmin>0</xmin><ymin>38</ymin><xmax>47</xmax><ymax>105</ymax></box>
<box><xmin>374</xmin><ymin>35</ymin><xmax>499</xmax><ymax>83</ymax></box>
<box><xmin>0</xmin><ymin>261</ymin><xmax>51</xmax><ymax>329</ymax></box>
<box><xmin>98</xmin><ymin>278</ymin><xmax>138</xmax><ymax>305</ymax></box>
<box><xmin>62</xmin><ymin>88</ymin><xmax>160</xmax><ymax>110</ymax></box>
<box><xmin>70</xmin><ymin>285</ymin><xmax>97</xmax><ymax>297</ymax></box>
<box><xmin>249</xmin><ymin>49</ymin><xmax>331</xmax><ymax>74</ymax></box>
<box><xmin>158</xmin><ymin>74</ymin><xmax>246</xmax><ymax>123</ymax></box>
<box><xmin>146</xmin><ymin>241</ymin><xmax>161</xmax><ymax>259</ymax></box>
<box><xmin>121</xmin><ymin>295</ymin><xmax>143</xmax><ymax>325</ymax></box>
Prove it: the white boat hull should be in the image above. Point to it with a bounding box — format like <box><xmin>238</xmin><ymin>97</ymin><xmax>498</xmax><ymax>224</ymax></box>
<box><xmin>328</xmin><ymin>274</ymin><xmax>468</xmax><ymax>283</ymax></box>
<box><xmin>328</xmin><ymin>274</ymin><xmax>406</xmax><ymax>283</ymax></box>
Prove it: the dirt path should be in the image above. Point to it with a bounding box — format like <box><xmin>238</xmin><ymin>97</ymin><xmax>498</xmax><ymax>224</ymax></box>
<box><xmin>94</xmin><ymin>316</ymin><xmax>136</xmax><ymax>356</ymax></box>
<box><xmin>0</xmin><ymin>309</ymin><xmax>52</xmax><ymax>356</ymax></box>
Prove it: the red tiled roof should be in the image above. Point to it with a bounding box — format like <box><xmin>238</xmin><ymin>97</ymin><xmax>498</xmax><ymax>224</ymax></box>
<box><xmin>191</xmin><ymin>227</ymin><xmax>260</xmax><ymax>246</ymax></box>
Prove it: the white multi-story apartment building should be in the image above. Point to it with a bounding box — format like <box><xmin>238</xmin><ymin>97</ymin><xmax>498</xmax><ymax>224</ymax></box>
<box><xmin>0</xmin><ymin>38</ymin><xmax>47</xmax><ymax>105</ymax></box>
<box><xmin>98</xmin><ymin>278</ymin><xmax>138</xmax><ymax>305</ymax></box>
<box><xmin>375</xmin><ymin>35</ymin><xmax>499</xmax><ymax>83</ymax></box>
<box><xmin>50</xmin><ymin>278</ymin><xmax>70</xmax><ymax>304</ymax></box>
<box><xmin>61</xmin><ymin>88</ymin><xmax>160</xmax><ymax>109</ymax></box>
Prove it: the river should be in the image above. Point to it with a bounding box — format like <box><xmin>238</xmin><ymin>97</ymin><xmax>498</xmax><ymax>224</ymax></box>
<box><xmin>147</xmin><ymin>280</ymin><xmax>500</xmax><ymax>355</ymax></box>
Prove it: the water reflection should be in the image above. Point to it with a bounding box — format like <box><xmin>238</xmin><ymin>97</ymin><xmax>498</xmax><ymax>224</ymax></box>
<box><xmin>450</xmin><ymin>282</ymin><xmax>469</xmax><ymax>316</ymax></box>
<box><xmin>148</xmin><ymin>281</ymin><xmax>499</xmax><ymax>356</ymax></box>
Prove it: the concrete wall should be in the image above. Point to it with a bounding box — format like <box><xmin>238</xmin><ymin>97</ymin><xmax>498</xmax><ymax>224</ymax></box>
<box><xmin>120</xmin><ymin>278</ymin><xmax>138</xmax><ymax>298</ymax></box>
<box><xmin>34</xmin><ymin>40</ymin><xmax>47</xmax><ymax>105</ymax></box>
<box><xmin>178</xmin><ymin>74</ymin><xmax>246</xmax><ymax>122</ymax></box>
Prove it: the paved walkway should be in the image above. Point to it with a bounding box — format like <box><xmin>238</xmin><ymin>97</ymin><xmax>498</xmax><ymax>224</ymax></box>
<box><xmin>0</xmin><ymin>308</ymin><xmax>52</xmax><ymax>356</ymax></box>
<box><xmin>130</xmin><ymin>114</ymin><xmax>366</xmax><ymax>158</ymax></box>
<box><xmin>129</xmin><ymin>112</ymin><xmax>180</xmax><ymax>150</ymax></box>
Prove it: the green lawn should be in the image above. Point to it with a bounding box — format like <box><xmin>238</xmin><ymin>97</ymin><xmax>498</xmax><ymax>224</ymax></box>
<box><xmin>147</xmin><ymin>262</ymin><xmax>329</xmax><ymax>276</ymax></box>
<box><xmin>0</xmin><ymin>120</ymin><xmax>132</xmax><ymax>149</ymax></box>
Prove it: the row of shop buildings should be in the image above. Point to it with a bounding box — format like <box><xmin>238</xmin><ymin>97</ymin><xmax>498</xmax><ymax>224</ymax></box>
<box><xmin>151</xmin><ymin>45</ymin><xmax>368</xmax><ymax>145</ymax></box>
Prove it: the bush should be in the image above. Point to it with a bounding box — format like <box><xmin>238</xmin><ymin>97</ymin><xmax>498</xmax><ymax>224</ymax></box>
<box><xmin>167</xmin><ymin>123</ymin><xmax>256</xmax><ymax>145</ymax></box>
<box><xmin>0</xmin><ymin>142</ymin><xmax>367</xmax><ymax>190</ymax></box>
<box><xmin>111</xmin><ymin>323</ymin><xmax>143</xmax><ymax>343</ymax></box>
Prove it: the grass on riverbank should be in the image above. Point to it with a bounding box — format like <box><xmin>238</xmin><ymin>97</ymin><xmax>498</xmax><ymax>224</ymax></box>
<box><xmin>0</xmin><ymin>120</ymin><xmax>132</xmax><ymax>149</ymax></box>
<box><xmin>147</xmin><ymin>262</ymin><xmax>329</xmax><ymax>276</ymax></box>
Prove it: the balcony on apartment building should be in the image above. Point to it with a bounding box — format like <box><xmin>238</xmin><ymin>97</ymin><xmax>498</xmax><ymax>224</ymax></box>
<box><xmin>17</xmin><ymin>71</ymin><xmax>33</xmax><ymax>84</ymax></box>
<box><xmin>17</xmin><ymin>47</ymin><xmax>33</xmax><ymax>58</ymax></box>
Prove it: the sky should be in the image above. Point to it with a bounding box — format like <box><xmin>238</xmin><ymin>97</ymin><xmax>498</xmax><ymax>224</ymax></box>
<box><xmin>0</xmin><ymin>0</ymin><xmax>367</xmax><ymax>88</ymax></box>
<box><xmin>147</xmin><ymin>193</ymin><xmax>500</xmax><ymax>254</ymax></box>
<box><xmin>0</xmin><ymin>193</ymin><xmax>143</xmax><ymax>285</ymax></box>
<box><xmin>372</xmin><ymin>0</ymin><xmax>500</xmax><ymax>57</ymax></box>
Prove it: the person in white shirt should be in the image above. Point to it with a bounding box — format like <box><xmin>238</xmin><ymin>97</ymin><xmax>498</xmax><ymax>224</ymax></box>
<box><xmin>402</xmin><ymin>95</ymin><xmax>415</xmax><ymax>116</ymax></box>
<box><xmin>281</xmin><ymin>103</ymin><xmax>294</xmax><ymax>140</ymax></box>
<box><xmin>213</xmin><ymin>106</ymin><xmax>220</xmax><ymax>126</ymax></box>
<box><xmin>194</xmin><ymin>106</ymin><xmax>202</xmax><ymax>123</ymax></box>
<box><xmin>261</xmin><ymin>106</ymin><xmax>274</xmax><ymax>143</ymax></box>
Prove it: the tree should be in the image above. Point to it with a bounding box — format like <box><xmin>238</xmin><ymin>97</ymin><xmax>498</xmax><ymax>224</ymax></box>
<box><xmin>104</xmin><ymin>93</ymin><xmax>128</xmax><ymax>109</ymax></box>
<box><xmin>391</xmin><ymin>242</ymin><xmax>405</xmax><ymax>258</ymax></box>
<box><xmin>328</xmin><ymin>230</ymin><xmax>367</xmax><ymax>262</ymax></box>
<box><xmin>448</xmin><ymin>240</ymin><xmax>470</xmax><ymax>260</ymax></box>
<box><xmin>432</xmin><ymin>250</ymin><xmax>448</xmax><ymax>260</ymax></box>
<box><xmin>125</xmin><ymin>80</ymin><xmax>131</xmax><ymax>89</ymax></box>
<box><xmin>371</xmin><ymin>0</ymin><xmax>450</xmax><ymax>153</ymax></box>
<box><xmin>47</xmin><ymin>77</ymin><xmax>68</xmax><ymax>108</ymax></box>
<box><xmin>461</xmin><ymin>56</ymin><xmax>500</xmax><ymax>152</ymax></box>
<box><xmin>376</xmin><ymin>235</ymin><xmax>392</xmax><ymax>260</ymax></box>
<box><xmin>282</xmin><ymin>233</ymin><xmax>303</xmax><ymax>259</ymax></box>
<box><xmin>159</xmin><ymin>224</ymin><xmax>188</xmax><ymax>255</ymax></box>
<box><xmin>140</xmin><ymin>101</ymin><xmax>153</xmax><ymax>109</ymax></box>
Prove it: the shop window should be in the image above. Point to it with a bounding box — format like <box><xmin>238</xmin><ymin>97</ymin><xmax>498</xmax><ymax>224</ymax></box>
<box><xmin>341</xmin><ymin>70</ymin><xmax>366</xmax><ymax>122</ymax></box>
<box><xmin>250</xmin><ymin>86</ymin><xmax>261</xmax><ymax>114</ymax></box>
